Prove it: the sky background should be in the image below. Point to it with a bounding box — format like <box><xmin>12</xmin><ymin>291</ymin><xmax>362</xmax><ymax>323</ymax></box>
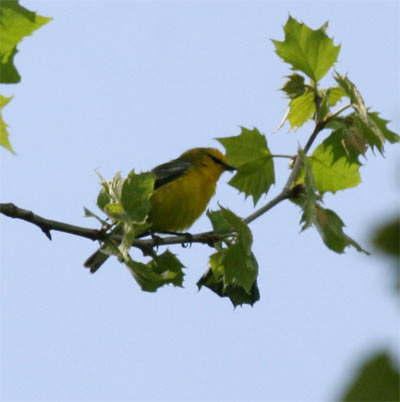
<box><xmin>1</xmin><ymin>1</ymin><xmax>399</xmax><ymax>401</ymax></box>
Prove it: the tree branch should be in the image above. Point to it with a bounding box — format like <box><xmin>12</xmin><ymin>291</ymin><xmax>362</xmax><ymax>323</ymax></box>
<box><xmin>0</xmin><ymin>203</ymin><xmax>106</xmax><ymax>241</ymax></box>
<box><xmin>1</xmin><ymin>93</ymin><xmax>328</xmax><ymax>252</ymax></box>
<box><xmin>0</xmin><ymin>202</ymin><xmax>227</xmax><ymax>249</ymax></box>
<box><xmin>243</xmin><ymin>189</ymin><xmax>291</xmax><ymax>225</ymax></box>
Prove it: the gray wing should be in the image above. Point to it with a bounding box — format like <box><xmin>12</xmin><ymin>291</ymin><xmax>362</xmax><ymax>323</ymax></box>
<box><xmin>152</xmin><ymin>159</ymin><xmax>192</xmax><ymax>189</ymax></box>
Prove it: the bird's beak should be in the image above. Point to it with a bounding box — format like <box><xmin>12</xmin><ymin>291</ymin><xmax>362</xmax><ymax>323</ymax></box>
<box><xmin>222</xmin><ymin>162</ymin><xmax>237</xmax><ymax>171</ymax></box>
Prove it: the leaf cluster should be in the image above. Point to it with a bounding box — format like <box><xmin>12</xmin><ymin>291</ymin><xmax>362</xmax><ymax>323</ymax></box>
<box><xmin>87</xmin><ymin>171</ymin><xmax>186</xmax><ymax>292</ymax></box>
<box><xmin>197</xmin><ymin>207</ymin><xmax>260</xmax><ymax>307</ymax></box>
<box><xmin>272</xmin><ymin>16</ymin><xmax>398</xmax><ymax>256</ymax></box>
<box><xmin>84</xmin><ymin>16</ymin><xmax>398</xmax><ymax>307</ymax></box>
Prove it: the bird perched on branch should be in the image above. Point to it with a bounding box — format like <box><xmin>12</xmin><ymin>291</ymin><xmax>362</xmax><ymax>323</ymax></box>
<box><xmin>84</xmin><ymin>147</ymin><xmax>236</xmax><ymax>273</ymax></box>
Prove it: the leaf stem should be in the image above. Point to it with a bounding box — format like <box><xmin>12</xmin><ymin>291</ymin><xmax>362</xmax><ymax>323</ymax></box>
<box><xmin>327</xmin><ymin>103</ymin><xmax>352</xmax><ymax>122</ymax></box>
<box><xmin>271</xmin><ymin>154</ymin><xmax>294</xmax><ymax>159</ymax></box>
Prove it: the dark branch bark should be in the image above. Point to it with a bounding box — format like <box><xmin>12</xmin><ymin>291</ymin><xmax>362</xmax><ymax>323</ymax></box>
<box><xmin>0</xmin><ymin>203</ymin><xmax>106</xmax><ymax>241</ymax></box>
<box><xmin>0</xmin><ymin>202</ymin><xmax>227</xmax><ymax>249</ymax></box>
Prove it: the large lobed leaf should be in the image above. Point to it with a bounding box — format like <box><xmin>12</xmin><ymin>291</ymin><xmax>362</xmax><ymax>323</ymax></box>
<box><xmin>217</xmin><ymin>127</ymin><xmax>275</xmax><ymax>205</ymax></box>
<box><xmin>314</xmin><ymin>206</ymin><xmax>369</xmax><ymax>254</ymax></box>
<box><xmin>0</xmin><ymin>0</ymin><xmax>52</xmax><ymax>84</ymax></box>
<box><xmin>280</xmin><ymin>78</ymin><xmax>346</xmax><ymax>131</ymax></box>
<box><xmin>292</xmin><ymin>149</ymin><xmax>367</xmax><ymax>255</ymax></box>
<box><xmin>127</xmin><ymin>250</ymin><xmax>185</xmax><ymax>292</ymax></box>
<box><xmin>308</xmin><ymin>133</ymin><xmax>361</xmax><ymax>194</ymax></box>
<box><xmin>272</xmin><ymin>16</ymin><xmax>340</xmax><ymax>82</ymax></box>
<box><xmin>287</xmin><ymin>89</ymin><xmax>316</xmax><ymax>130</ymax></box>
<box><xmin>334</xmin><ymin>73</ymin><xmax>399</xmax><ymax>154</ymax></box>
<box><xmin>296</xmin><ymin>149</ymin><xmax>318</xmax><ymax>230</ymax></box>
<box><xmin>198</xmin><ymin>207</ymin><xmax>259</xmax><ymax>307</ymax></box>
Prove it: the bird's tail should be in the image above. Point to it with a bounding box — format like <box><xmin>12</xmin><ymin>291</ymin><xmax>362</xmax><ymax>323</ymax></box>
<box><xmin>83</xmin><ymin>247</ymin><xmax>110</xmax><ymax>273</ymax></box>
<box><xmin>83</xmin><ymin>229</ymin><xmax>150</xmax><ymax>273</ymax></box>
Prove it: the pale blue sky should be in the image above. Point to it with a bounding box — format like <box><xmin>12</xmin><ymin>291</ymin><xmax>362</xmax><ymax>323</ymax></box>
<box><xmin>1</xmin><ymin>1</ymin><xmax>399</xmax><ymax>401</ymax></box>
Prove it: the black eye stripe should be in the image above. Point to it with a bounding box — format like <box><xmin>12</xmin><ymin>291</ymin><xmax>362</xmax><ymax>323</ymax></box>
<box><xmin>206</xmin><ymin>153</ymin><xmax>224</xmax><ymax>166</ymax></box>
<box><xmin>206</xmin><ymin>153</ymin><xmax>236</xmax><ymax>171</ymax></box>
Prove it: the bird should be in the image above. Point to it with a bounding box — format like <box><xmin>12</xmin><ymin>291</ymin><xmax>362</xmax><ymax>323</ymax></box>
<box><xmin>84</xmin><ymin>147</ymin><xmax>236</xmax><ymax>273</ymax></box>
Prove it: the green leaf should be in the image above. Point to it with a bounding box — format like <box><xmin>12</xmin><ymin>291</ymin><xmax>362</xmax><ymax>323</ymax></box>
<box><xmin>0</xmin><ymin>0</ymin><xmax>52</xmax><ymax>84</ymax></box>
<box><xmin>272</xmin><ymin>16</ymin><xmax>340</xmax><ymax>81</ymax></box>
<box><xmin>153</xmin><ymin>250</ymin><xmax>185</xmax><ymax>287</ymax></box>
<box><xmin>104</xmin><ymin>203</ymin><xmax>128</xmax><ymax>221</ymax></box>
<box><xmin>372</xmin><ymin>217</ymin><xmax>400</xmax><ymax>259</ymax></box>
<box><xmin>308</xmin><ymin>133</ymin><xmax>362</xmax><ymax>194</ymax></box>
<box><xmin>119</xmin><ymin>222</ymin><xmax>136</xmax><ymax>260</ymax></box>
<box><xmin>217</xmin><ymin>127</ymin><xmax>275</xmax><ymax>205</ymax></box>
<box><xmin>287</xmin><ymin>89</ymin><xmax>316</xmax><ymax>129</ymax></box>
<box><xmin>333</xmin><ymin>74</ymin><xmax>399</xmax><ymax>154</ymax></box>
<box><xmin>371</xmin><ymin>216</ymin><xmax>400</xmax><ymax>291</ymax></box>
<box><xmin>296</xmin><ymin>148</ymin><xmax>318</xmax><ymax>230</ymax></box>
<box><xmin>83</xmin><ymin>207</ymin><xmax>108</xmax><ymax>226</ymax></box>
<box><xmin>315</xmin><ymin>206</ymin><xmax>369</xmax><ymax>254</ymax></box>
<box><xmin>1</xmin><ymin>46</ymin><xmax>20</xmax><ymax>83</ymax></box>
<box><xmin>126</xmin><ymin>250</ymin><xmax>184</xmax><ymax>292</ymax></box>
<box><xmin>334</xmin><ymin>73</ymin><xmax>367</xmax><ymax>113</ymax></box>
<box><xmin>97</xmin><ymin>188</ymin><xmax>112</xmax><ymax>212</ymax></box>
<box><xmin>121</xmin><ymin>171</ymin><xmax>155</xmax><ymax>223</ymax></box>
<box><xmin>327</xmin><ymin>86</ymin><xmax>347</xmax><ymax>107</ymax></box>
<box><xmin>202</xmin><ymin>207</ymin><xmax>260</xmax><ymax>306</ymax></box>
<box><xmin>340</xmin><ymin>352</ymin><xmax>400</xmax><ymax>402</ymax></box>
<box><xmin>207</xmin><ymin>209</ymin><xmax>235</xmax><ymax>236</ymax></box>
<box><xmin>95</xmin><ymin>170</ymin><xmax>154</xmax><ymax>224</ymax></box>
<box><xmin>223</xmin><ymin>243</ymin><xmax>258</xmax><ymax>293</ymax></box>
<box><xmin>281</xmin><ymin>73</ymin><xmax>306</xmax><ymax>98</ymax></box>
<box><xmin>197</xmin><ymin>252</ymin><xmax>260</xmax><ymax>307</ymax></box>
<box><xmin>0</xmin><ymin>94</ymin><xmax>14</xmax><ymax>153</ymax></box>
<box><xmin>96</xmin><ymin>170</ymin><xmax>125</xmax><ymax>209</ymax></box>
<box><xmin>208</xmin><ymin>207</ymin><xmax>253</xmax><ymax>252</ymax></box>
<box><xmin>319</xmin><ymin>86</ymin><xmax>347</xmax><ymax>121</ymax></box>
<box><xmin>330</xmin><ymin>124</ymin><xmax>367</xmax><ymax>165</ymax></box>
<box><xmin>368</xmin><ymin>112</ymin><xmax>400</xmax><ymax>144</ymax></box>
<box><xmin>107</xmin><ymin>172</ymin><xmax>124</xmax><ymax>202</ymax></box>
<box><xmin>353</xmin><ymin>114</ymin><xmax>386</xmax><ymax>155</ymax></box>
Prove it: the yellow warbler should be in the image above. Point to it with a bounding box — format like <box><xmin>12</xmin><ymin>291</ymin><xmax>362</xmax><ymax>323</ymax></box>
<box><xmin>84</xmin><ymin>148</ymin><xmax>235</xmax><ymax>272</ymax></box>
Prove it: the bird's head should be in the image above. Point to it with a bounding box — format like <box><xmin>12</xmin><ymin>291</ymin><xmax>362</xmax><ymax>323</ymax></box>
<box><xmin>180</xmin><ymin>147</ymin><xmax>236</xmax><ymax>178</ymax></box>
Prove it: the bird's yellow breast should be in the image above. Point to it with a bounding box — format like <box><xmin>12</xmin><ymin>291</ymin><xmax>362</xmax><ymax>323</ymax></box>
<box><xmin>148</xmin><ymin>165</ymin><xmax>218</xmax><ymax>232</ymax></box>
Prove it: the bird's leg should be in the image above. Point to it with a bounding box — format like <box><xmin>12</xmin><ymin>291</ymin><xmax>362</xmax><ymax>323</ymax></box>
<box><xmin>150</xmin><ymin>231</ymin><xmax>162</xmax><ymax>250</ymax></box>
<box><xmin>181</xmin><ymin>232</ymin><xmax>193</xmax><ymax>248</ymax></box>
